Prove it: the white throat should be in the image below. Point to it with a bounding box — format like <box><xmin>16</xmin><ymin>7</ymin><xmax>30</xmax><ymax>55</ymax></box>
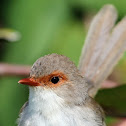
<box><xmin>18</xmin><ymin>87</ymin><xmax>103</xmax><ymax>126</ymax></box>
<box><xmin>28</xmin><ymin>87</ymin><xmax>65</xmax><ymax>114</ymax></box>
<box><xmin>19</xmin><ymin>87</ymin><xmax>74</xmax><ymax>126</ymax></box>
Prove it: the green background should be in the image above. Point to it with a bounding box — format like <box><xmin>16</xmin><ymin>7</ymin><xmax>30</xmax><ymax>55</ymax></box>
<box><xmin>0</xmin><ymin>0</ymin><xmax>126</xmax><ymax>125</ymax></box>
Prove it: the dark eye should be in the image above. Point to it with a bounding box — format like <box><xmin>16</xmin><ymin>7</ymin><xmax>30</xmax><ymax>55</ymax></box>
<box><xmin>51</xmin><ymin>76</ymin><xmax>59</xmax><ymax>84</ymax></box>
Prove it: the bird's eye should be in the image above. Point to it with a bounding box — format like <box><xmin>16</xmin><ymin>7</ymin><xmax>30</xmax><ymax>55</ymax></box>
<box><xmin>51</xmin><ymin>76</ymin><xmax>59</xmax><ymax>84</ymax></box>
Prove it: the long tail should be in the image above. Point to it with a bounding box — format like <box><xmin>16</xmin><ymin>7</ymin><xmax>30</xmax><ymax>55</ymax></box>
<box><xmin>79</xmin><ymin>4</ymin><xmax>126</xmax><ymax>97</ymax></box>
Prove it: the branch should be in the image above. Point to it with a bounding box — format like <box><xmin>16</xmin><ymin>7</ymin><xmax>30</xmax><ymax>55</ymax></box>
<box><xmin>0</xmin><ymin>63</ymin><xmax>120</xmax><ymax>87</ymax></box>
<box><xmin>0</xmin><ymin>63</ymin><xmax>30</xmax><ymax>76</ymax></box>
<box><xmin>112</xmin><ymin>118</ymin><xmax>126</xmax><ymax>126</ymax></box>
<box><xmin>0</xmin><ymin>63</ymin><xmax>120</xmax><ymax>88</ymax></box>
<box><xmin>101</xmin><ymin>80</ymin><xmax>119</xmax><ymax>89</ymax></box>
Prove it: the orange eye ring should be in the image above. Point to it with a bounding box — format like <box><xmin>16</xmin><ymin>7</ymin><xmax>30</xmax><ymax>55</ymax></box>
<box><xmin>19</xmin><ymin>71</ymin><xmax>68</xmax><ymax>88</ymax></box>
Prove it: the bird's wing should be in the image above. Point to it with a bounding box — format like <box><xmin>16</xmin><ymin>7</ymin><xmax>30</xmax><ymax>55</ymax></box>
<box><xmin>84</xmin><ymin>97</ymin><xmax>106</xmax><ymax>126</ymax></box>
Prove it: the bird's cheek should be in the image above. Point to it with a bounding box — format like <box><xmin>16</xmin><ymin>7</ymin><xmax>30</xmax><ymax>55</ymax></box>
<box><xmin>18</xmin><ymin>78</ymin><xmax>41</xmax><ymax>86</ymax></box>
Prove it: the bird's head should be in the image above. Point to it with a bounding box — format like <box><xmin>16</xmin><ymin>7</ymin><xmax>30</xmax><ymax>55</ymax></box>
<box><xmin>19</xmin><ymin>54</ymin><xmax>89</xmax><ymax>105</ymax></box>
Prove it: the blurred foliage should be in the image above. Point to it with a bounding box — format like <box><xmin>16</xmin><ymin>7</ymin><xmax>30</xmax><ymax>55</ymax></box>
<box><xmin>0</xmin><ymin>28</ymin><xmax>20</xmax><ymax>42</ymax></box>
<box><xmin>0</xmin><ymin>0</ymin><xmax>126</xmax><ymax>126</ymax></box>
<box><xmin>96</xmin><ymin>85</ymin><xmax>126</xmax><ymax>117</ymax></box>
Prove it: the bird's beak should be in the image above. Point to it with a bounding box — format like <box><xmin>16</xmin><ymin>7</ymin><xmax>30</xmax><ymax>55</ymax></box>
<box><xmin>18</xmin><ymin>78</ymin><xmax>40</xmax><ymax>86</ymax></box>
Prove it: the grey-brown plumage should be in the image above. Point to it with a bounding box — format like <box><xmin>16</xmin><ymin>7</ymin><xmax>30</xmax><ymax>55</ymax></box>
<box><xmin>30</xmin><ymin>54</ymin><xmax>89</xmax><ymax>104</ymax></box>
<box><xmin>18</xmin><ymin>4</ymin><xmax>126</xmax><ymax>126</ymax></box>
<box><xmin>18</xmin><ymin>54</ymin><xmax>105</xmax><ymax>126</ymax></box>
<box><xmin>79</xmin><ymin>5</ymin><xmax>126</xmax><ymax>97</ymax></box>
<box><xmin>31</xmin><ymin>54</ymin><xmax>79</xmax><ymax>79</ymax></box>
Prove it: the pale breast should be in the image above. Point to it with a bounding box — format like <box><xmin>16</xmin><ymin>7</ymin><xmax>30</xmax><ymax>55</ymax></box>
<box><xmin>18</xmin><ymin>87</ymin><xmax>105</xmax><ymax>126</ymax></box>
<box><xmin>18</xmin><ymin>104</ymin><xmax>104</xmax><ymax>126</ymax></box>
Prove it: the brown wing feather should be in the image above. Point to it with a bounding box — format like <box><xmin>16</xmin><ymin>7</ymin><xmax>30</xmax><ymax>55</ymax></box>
<box><xmin>79</xmin><ymin>4</ymin><xmax>126</xmax><ymax>97</ymax></box>
<box><xmin>85</xmin><ymin>97</ymin><xmax>106</xmax><ymax>126</ymax></box>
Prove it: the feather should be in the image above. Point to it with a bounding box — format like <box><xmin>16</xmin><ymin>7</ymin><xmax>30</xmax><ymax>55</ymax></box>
<box><xmin>79</xmin><ymin>5</ymin><xmax>126</xmax><ymax>97</ymax></box>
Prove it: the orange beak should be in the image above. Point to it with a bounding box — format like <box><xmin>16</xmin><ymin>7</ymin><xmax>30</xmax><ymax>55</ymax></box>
<box><xmin>18</xmin><ymin>78</ymin><xmax>40</xmax><ymax>86</ymax></box>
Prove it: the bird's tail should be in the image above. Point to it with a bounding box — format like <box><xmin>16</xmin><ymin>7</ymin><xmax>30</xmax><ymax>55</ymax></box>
<box><xmin>79</xmin><ymin>4</ymin><xmax>126</xmax><ymax>97</ymax></box>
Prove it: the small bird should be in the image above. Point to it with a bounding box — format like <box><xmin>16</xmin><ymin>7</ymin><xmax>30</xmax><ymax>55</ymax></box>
<box><xmin>18</xmin><ymin>54</ymin><xmax>105</xmax><ymax>126</ymax></box>
<box><xmin>18</xmin><ymin>4</ymin><xmax>126</xmax><ymax>126</ymax></box>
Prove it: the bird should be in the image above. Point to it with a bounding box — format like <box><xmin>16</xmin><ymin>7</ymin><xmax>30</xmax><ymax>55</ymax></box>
<box><xmin>18</xmin><ymin>53</ymin><xmax>105</xmax><ymax>126</ymax></box>
<box><xmin>18</xmin><ymin>4</ymin><xmax>126</xmax><ymax>126</ymax></box>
